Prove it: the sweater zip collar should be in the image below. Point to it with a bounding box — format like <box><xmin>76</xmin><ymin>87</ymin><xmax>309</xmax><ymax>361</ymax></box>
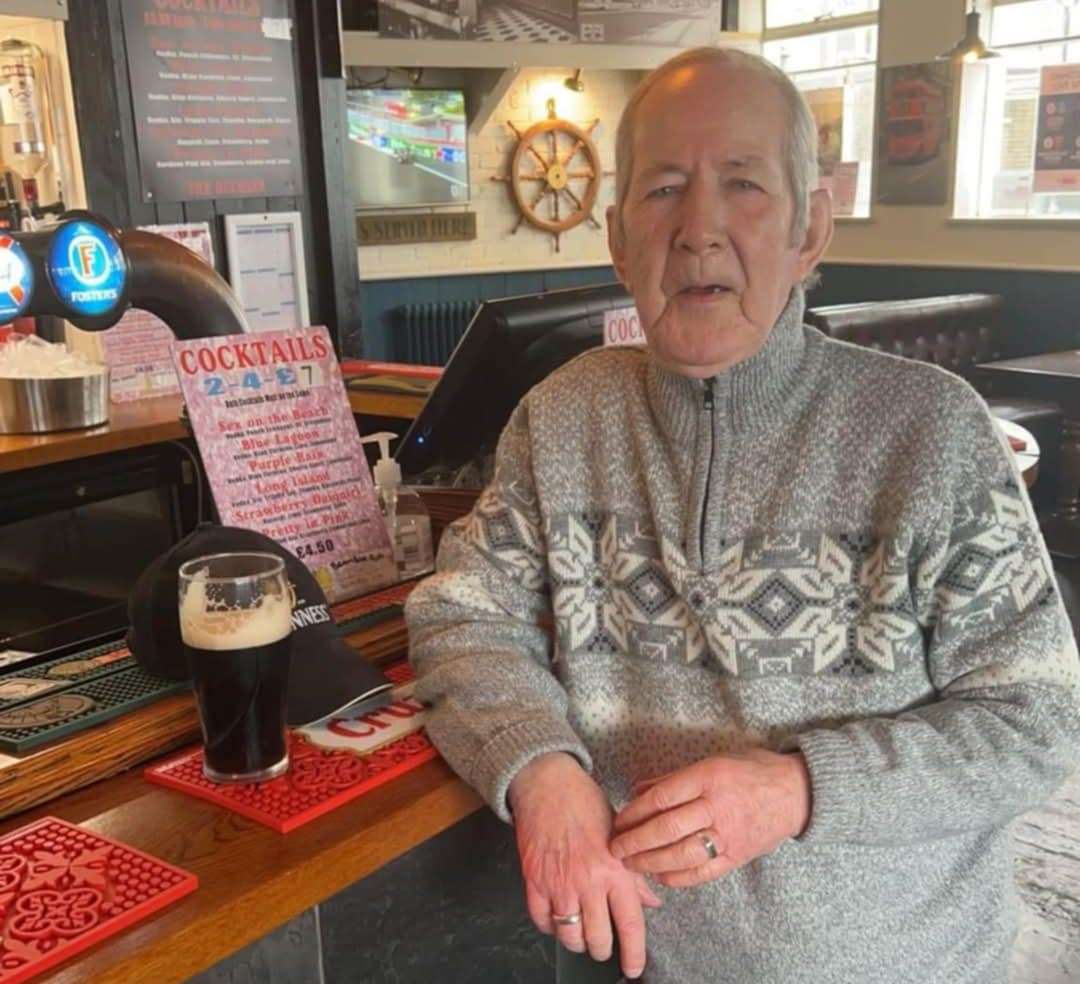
<box><xmin>699</xmin><ymin>377</ymin><xmax>716</xmax><ymax>563</ymax></box>
<box><xmin>644</xmin><ymin>288</ymin><xmax>810</xmax><ymax>570</ymax></box>
<box><xmin>646</xmin><ymin>287</ymin><xmax>809</xmax><ymax>449</ymax></box>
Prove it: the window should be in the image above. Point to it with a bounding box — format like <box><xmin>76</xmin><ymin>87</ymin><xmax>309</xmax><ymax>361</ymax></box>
<box><xmin>762</xmin><ymin>1</ymin><xmax>879</xmax><ymax>218</ymax></box>
<box><xmin>956</xmin><ymin>0</ymin><xmax>1080</xmax><ymax>219</ymax></box>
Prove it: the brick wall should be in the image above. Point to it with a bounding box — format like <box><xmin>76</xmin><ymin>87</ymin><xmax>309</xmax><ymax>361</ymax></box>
<box><xmin>357</xmin><ymin>68</ymin><xmax>639</xmax><ymax>281</ymax></box>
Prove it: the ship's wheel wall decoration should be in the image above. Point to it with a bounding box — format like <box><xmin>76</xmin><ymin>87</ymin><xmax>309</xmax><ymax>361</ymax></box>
<box><xmin>494</xmin><ymin>98</ymin><xmax>607</xmax><ymax>252</ymax></box>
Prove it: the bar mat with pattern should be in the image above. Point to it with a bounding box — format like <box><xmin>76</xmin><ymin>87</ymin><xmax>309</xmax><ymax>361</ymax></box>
<box><xmin>145</xmin><ymin>663</ymin><xmax>436</xmax><ymax>833</ymax></box>
<box><xmin>0</xmin><ymin>816</ymin><xmax>197</xmax><ymax>983</ymax></box>
<box><xmin>0</xmin><ymin>643</ymin><xmax>135</xmax><ymax>713</ymax></box>
<box><xmin>0</xmin><ymin>667</ymin><xmax>189</xmax><ymax>755</ymax></box>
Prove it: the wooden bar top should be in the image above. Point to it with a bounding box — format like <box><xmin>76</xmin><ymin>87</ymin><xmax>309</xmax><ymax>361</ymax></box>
<box><xmin>347</xmin><ymin>387</ymin><xmax>426</xmax><ymax>420</ymax></box>
<box><xmin>0</xmin><ymin>395</ymin><xmax>188</xmax><ymax>474</ymax></box>
<box><xmin>0</xmin><ymin>616</ymin><xmax>411</xmax><ymax>822</ymax></box>
<box><xmin>0</xmin><ymin>387</ymin><xmax>422</xmax><ymax>475</ymax></box>
<box><xmin>0</xmin><ymin>752</ymin><xmax>481</xmax><ymax>983</ymax></box>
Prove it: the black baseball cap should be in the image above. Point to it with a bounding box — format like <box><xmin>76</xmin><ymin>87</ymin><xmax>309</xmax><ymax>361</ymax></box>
<box><xmin>126</xmin><ymin>522</ymin><xmax>393</xmax><ymax>726</ymax></box>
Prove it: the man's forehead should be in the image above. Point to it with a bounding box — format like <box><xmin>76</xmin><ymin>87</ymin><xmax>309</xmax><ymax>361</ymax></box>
<box><xmin>631</xmin><ymin>65</ymin><xmax>787</xmax><ymax>154</ymax></box>
<box><xmin>638</xmin><ymin>154</ymin><xmax>769</xmax><ymax>174</ymax></box>
<box><xmin>649</xmin><ymin>60</ymin><xmax>777</xmax><ymax>98</ymax></box>
<box><xmin>631</xmin><ymin>128</ymin><xmax>785</xmax><ymax>178</ymax></box>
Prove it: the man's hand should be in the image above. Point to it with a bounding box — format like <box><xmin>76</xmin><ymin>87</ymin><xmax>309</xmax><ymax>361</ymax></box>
<box><xmin>509</xmin><ymin>752</ymin><xmax>662</xmax><ymax>980</ymax></box>
<box><xmin>609</xmin><ymin>750</ymin><xmax>811</xmax><ymax>888</ymax></box>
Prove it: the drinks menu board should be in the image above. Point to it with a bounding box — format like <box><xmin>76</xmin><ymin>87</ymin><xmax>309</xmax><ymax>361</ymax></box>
<box><xmin>121</xmin><ymin>0</ymin><xmax>302</xmax><ymax>203</ymax></box>
<box><xmin>172</xmin><ymin>327</ymin><xmax>398</xmax><ymax>602</ymax></box>
<box><xmin>104</xmin><ymin>222</ymin><xmax>214</xmax><ymax>401</ymax></box>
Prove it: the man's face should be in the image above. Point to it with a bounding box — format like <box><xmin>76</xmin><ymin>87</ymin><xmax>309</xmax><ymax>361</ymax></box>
<box><xmin>608</xmin><ymin>64</ymin><xmax>832</xmax><ymax>379</ymax></box>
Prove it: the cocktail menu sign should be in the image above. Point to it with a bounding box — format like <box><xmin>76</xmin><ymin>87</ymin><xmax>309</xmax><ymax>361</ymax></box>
<box><xmin>172</xmin><ymin>326</ymin><xmax>397</xmax><ymax>602</ymax></box>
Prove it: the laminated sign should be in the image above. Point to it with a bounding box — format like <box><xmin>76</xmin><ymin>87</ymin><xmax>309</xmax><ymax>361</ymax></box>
<box><xmin>603</xmin><ymin>306</ymin><xmax>645</xmax><ymax>347</ymax></box>
<box><xmin>1034</xmin><ymin>63</ymin><xmax>1080</xmax><ymax>193</ymax></box>
<box><xmin>172</xmin><ymin>326</ymin><xmax>398</xmax><ymax>602</ymax></box>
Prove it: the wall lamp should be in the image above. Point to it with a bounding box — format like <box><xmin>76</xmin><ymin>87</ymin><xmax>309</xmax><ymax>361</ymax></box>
<box><xmin>564</xmin><ymin>69</ymin><xmax>585</xmax><ymax>92</ymax></box>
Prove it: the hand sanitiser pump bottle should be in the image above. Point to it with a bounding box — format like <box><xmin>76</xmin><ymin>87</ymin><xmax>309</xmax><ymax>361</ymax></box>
<box><xmin>360</xmin><ymin>432</ymin><xmax>434</xmax><ymax>579</ymax></box>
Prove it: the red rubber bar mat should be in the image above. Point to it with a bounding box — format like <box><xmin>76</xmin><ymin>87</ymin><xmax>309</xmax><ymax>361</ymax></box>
<box><xmin>0</xmin><ymin>816</ymin><xmax>197</xmax><ymax>983</ymax></box>
<box><xmin>144</xmin><ymin>729</ymin><xmax>437</xmax><ymax>835</ymax></box>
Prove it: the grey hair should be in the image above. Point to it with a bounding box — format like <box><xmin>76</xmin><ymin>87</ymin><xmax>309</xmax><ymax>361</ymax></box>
<box><xmin>614</xmin><ymin>47</ymin><xmax>820</xmax><ymax>246</ymax></box>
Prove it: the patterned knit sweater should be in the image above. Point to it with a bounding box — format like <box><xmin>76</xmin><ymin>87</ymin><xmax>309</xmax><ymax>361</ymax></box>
<box><xmin>405</xmin><ymin>288</ymin><xmax>1080</xmax><ymax>984</ymax></box>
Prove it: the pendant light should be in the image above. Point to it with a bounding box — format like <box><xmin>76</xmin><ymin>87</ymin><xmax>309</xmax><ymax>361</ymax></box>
<box><xmin>938</xmin><ymin>1</ymin><xmax>1000</xmax><ymax>62</ymax></box>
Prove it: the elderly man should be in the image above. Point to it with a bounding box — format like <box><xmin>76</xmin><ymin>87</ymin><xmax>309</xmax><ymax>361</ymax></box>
<box><xmin>405</xmin><ymin>47</ymin><xmax>1080</xmax><ymax>983</ymax></box>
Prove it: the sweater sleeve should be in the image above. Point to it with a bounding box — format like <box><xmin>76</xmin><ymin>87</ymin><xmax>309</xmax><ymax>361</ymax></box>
<box><xmin>790</xmin><ymin>392</ymin><xmax>1080</xmax><ymax>847</ymax></box>
<box><xmin>405</xmin><ymin>400</ymin><xmax>591</xmax><ymax>822</ymax></box>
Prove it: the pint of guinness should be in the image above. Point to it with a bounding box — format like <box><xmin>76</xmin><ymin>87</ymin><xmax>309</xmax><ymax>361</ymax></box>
<box><xmin>178</xmin><ymin>552</ymin><xmax>293</xmax><ymax>783</ymax></box>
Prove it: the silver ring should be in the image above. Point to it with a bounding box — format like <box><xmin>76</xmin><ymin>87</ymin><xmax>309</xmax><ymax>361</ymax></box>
<box><xmin>701</xmin><ymin>833</ymin><xmax>719</xmax><ymax>861</ymax></box>
<box><xmin>552</xmin><ymin>911</ymin><xmax>582</xmax><ymax>927</ymax></box>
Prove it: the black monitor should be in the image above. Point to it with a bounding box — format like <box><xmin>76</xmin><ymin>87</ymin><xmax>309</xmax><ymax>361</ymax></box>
<box><xmin>396</xmin><ymin>282</ymin><xmax>634</xmax><ymax>480</ymax></box>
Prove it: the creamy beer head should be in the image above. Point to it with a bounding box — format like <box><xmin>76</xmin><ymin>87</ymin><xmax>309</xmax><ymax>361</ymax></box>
<box><xmin>178</xmin><ymin>557</ymin><xmax>292</xmax><ymax>652</ymax></box>
<box><xmin>180</xmin><ymin>587</ymin><xmax>291</xmax><ymax>650</ymax></box>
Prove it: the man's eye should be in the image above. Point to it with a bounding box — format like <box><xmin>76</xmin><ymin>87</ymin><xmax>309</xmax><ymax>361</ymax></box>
<box><xmin>646</xmin><ymin>185</ymin><xmax>679</xmax><ymax>199</ymax></box>
<box><xmin>731</xmin><ymin>179</ymin><xmax>763</xmax><ymax>193</ymax></box>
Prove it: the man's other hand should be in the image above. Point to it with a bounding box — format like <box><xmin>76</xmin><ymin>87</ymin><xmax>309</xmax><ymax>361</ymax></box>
<box><xmin>509</xmin><ymin>752</ymin><xmax>662</xmax><ymax>980</ymax></box>
<box><xmin>609</xmin><ymin>750</ymin><xmax>812</xmax><ymax>888</ymax></box>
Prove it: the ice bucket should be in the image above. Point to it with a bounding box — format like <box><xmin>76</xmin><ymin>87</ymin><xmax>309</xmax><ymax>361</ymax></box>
<box><xmin>0</xmin><ymin>371</ymin><xmax>110</xmax><ymax>434</ymax></box>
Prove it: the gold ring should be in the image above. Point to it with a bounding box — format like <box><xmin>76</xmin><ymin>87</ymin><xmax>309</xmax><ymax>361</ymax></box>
<box><xmin>701</xmin><ymin>833</ymin><xmax>719</xmax><ymax>860</ymax></box>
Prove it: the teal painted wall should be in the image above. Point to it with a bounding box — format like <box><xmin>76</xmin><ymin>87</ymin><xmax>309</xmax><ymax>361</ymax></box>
<box><xmin>357</xmin><ymin>262</ymin><xmax>1080</xmax><ymax>362</ymax></box>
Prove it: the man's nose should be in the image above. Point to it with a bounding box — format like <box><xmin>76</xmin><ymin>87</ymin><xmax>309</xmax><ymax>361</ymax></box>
<box><xmin>674</xmin><ymin>179</ymin><xmax>728</xmax><ymax>254</ymax></box>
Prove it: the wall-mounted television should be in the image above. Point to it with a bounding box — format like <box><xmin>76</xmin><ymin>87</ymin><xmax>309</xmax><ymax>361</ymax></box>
<box><xmin>346</xmin><ymin>89</ymin><xmax>469</xmax><ymax>209</ymax></box>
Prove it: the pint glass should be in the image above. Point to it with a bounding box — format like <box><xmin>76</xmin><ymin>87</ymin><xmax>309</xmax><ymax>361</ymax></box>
<box><xmin>178</xmin><ymin>552</ymin><xmax>293</xmax><ymax>783</ymax></box>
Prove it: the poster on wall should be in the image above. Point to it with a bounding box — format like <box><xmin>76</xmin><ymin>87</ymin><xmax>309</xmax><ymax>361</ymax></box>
<box><xmin>875</xmin><ymin>62</ymin><xmax>953</xmax><ymax>207</ymax></box>
<box><xmin>377</xmin><ymin>0</ymin><xmax>471</xmax><ymax>39</ymax></box>
<box><xmin>377</xmin><ymin>0</ymin><xmax>724</xmax><ymax>44</ymax></box>
<box><xmin>805</xmin><ymin>87</ymin><xmax>845</xmax><ymax>177</ymax></box>
<box><xmin>825</xmin><ymin>161</ymin><xmax>859</xmax><ymax>217</ymax></box>
<box><xmin>103</xmin><ymin>223</ymin><xmax>215</xmax><ymax>402</ymax></box>
<box><xmin>577</xmin><ymin>0</ymin><xmax>723</xmax><ymax>46</ymax></box>
<box><xmin>121</xmin><ymin>0</ymin><xmax>302</xmax><ymax>203</ymax></box>
<box><xmin>1033</xmin><ymin>64</ymin><xmax>1080</xmax><ymax>193</ymax></box>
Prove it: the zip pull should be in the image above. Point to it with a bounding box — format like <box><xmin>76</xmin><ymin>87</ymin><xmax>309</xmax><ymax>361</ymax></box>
<box><xmin>703</xmin><ymin>377</ymin><xmax>715</xmax><ymax>411</ymax></box>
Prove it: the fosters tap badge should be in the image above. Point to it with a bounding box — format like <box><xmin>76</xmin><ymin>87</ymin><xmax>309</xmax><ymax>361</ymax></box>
<box><xmin>47</xmin><ymin>220</ymin><xmax>127</xmax><ymax>318</ymax></box>
<box><xmin>0</xmin><ymin>235</ymin><xmax>32</xmax><ymax>323</ymax></box>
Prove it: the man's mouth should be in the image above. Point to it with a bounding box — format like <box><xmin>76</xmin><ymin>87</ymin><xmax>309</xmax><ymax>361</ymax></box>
<box><xmin>677</xmin><ymin>284</ymin><xmax>732</xmax><ymax>298</ymax></box>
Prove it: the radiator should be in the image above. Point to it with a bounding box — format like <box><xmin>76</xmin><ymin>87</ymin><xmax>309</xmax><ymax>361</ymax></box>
<box><xmin>392</xmin><ymin>300</ymin><xmax>478</xmax><ymax>366</ymax></box>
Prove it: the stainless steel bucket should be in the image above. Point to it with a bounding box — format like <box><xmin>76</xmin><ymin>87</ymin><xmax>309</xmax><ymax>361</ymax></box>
<box><xmin>0</xmin><ymin>372</ymin><xmax>110</xmax><ymax>434</ymax></box>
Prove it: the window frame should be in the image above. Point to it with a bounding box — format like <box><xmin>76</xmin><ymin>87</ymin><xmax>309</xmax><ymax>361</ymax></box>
<box><xmin>763</xmin><ymin>2</ymin><xmax>881</xmax><ymax>221</ymax></box>
<box><xmin>955</xmin><ymin>0</ymin><xmax>1080</xmax><ymax>221</ymax></box>
<box><xmin>763</xmin><ymin>0</ymin><xmax>878</xmax><ymax>34</ymax></box>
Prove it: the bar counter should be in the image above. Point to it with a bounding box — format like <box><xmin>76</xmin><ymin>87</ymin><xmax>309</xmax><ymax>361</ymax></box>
<box><xmin>0</xmin><ymin>746</ymin><xmax>481</xmax><ymax>982</ymax></box>
<box><xmin>0</xmin><ymin>387</ymin><xmax>426</xmax><ymax>475</ymax></box>
<box><xmin>0</xmin><ymin>384</ymin><xmax>503</xmax><ymax>982</ymax></box>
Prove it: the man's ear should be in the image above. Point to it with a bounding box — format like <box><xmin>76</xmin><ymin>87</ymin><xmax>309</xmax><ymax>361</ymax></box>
<box><xmin>796</xmin><ymin>188</ymin><xmax>834</xmax><ymax>280</ymax></box>
<box><xmin>607</xmin><ymin>204</ymin><xmax>629</xmax><ymax>286</ymax></box>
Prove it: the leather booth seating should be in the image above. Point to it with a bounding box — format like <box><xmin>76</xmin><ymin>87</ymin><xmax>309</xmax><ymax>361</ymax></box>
<box><xmin>804</xmin><ymin>293</ymin><xmax>1080</xmax><ymax>634</ymax></box>
<box><xmin>805</xmin><ymin>294</ymin><xmax>1062</xmax><ymax>512</ymax></box>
